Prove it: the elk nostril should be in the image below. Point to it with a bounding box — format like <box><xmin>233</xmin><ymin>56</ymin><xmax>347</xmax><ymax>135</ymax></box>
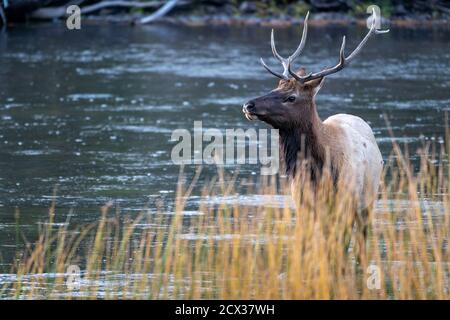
<box><xmin>243</xmin><ymin>101</ymin><xmax>255</xmax><ymax>113</ymax></box>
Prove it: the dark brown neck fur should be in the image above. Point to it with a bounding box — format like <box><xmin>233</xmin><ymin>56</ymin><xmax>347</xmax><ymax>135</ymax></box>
<box><xmin>279</xmin><ymin>101</ymin><xmax>326</xmax><ymax>180</ymax></box>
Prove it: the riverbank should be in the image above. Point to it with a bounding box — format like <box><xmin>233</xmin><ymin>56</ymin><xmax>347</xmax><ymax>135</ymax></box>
<box><xmin>5</xmin><ymin>12</ymin><xmax>448</xmax><ymax>30</ymax></box>
<box><xmin>100</xmin><ymin>12</ymin><xmax>450</xmax><ymax>28</ymax></box>
<box><xmin>2</xmin><ymin>1</ymin><xmax>449</xmax><ymax>29</ymax></box>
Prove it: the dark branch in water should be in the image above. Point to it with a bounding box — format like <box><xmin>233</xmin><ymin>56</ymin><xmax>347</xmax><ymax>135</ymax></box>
<box><xmin>30</xmin><ymin>0</ymin><xmax>83</xmax><ymax>19</ymax></box>
<box><xmin>0</xmin><ymin>3</ymin><xmax>6</xmax><ymax>26</ymax></box>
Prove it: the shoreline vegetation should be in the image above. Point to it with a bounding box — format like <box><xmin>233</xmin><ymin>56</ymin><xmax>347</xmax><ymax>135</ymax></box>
<box><xmin>1</xmin><ymin>1</ymin><xmax>449</xmax><ymax>28</ymax></box>
<box><xmin>0</xmin><ymin>122</ymin><xmax>449</xmax><ymax>299</ymax></box>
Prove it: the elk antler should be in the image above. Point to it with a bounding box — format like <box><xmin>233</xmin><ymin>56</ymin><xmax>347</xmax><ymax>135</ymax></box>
<box><xmin>288</xmin><ymin>7</ymin><xmax>389</xmax><ymax>83</ymax></box>
<box><xmin>260</xmin><ymin>11</ymin><xmax>310</xmax><ymax>80</ymax></box>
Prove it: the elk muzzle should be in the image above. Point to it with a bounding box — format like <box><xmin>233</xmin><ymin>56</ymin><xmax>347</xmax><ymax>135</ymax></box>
<box><xmin>242</xmin><ymin>100</ymin><xmax>258</xmax><ymax>121</ymax></box>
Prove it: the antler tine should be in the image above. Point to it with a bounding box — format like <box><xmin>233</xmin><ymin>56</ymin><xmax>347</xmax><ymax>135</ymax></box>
<box><xmin>260</xmin><ymin>57</ymin><xmax>288</xmax><ymax>80</ymax></box>
<box><xmin>261</xmin><ymin>12</ymin><xmax>310</xmax><ymax>80</ymax></box>
<box><xmin>289</xmin><ymin>7</ymin><xmax>389</xmax><ymax>83</ymax></box>
<box><xmin>270</xmin><ymin>29</ymin><xmax>291</xmax><ymax>78</ymax></box>
<box><xmin>289</xmin><ymin>11</ymin><xmax>309</xmax><ymax>62</ymax></box>
<box><xmin>346</xmin><ymin>7</ymin><xmax>389</xmax><ymax>63</ymax></box>
<box><xmin>270</xmin><ymin>29</ymin><xmax>284</xmax><ymax>63</ymax></box>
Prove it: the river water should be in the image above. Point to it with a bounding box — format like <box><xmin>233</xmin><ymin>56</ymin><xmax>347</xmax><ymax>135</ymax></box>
<box><xmin>0</xmin><ymin>23</ymin><xmax>449</xmax><ymax>273</ymax></box>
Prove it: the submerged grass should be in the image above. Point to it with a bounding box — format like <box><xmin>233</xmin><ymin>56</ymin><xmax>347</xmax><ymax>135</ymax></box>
<box><xmin>0</xmin><ymin>125</ymin><xmax>449</xmax><ymax>299</ymax></box>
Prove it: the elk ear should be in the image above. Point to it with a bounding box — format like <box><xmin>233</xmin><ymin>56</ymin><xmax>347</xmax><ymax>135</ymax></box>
<box><xmin>305</xmin><ymin>77</ymin><xmax>325</xmax><ymax>96</ymax></box>
<box><xmin>296</xmin><ymin>68</ymin><xmax>307</xmax><ymax>77</ymax></box>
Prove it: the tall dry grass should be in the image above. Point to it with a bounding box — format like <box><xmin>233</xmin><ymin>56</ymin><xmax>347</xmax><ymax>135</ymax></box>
<box><xmin>1</xmin><ymin>124</ymin><xmax>449</xmax><ymax>300</ymax></box>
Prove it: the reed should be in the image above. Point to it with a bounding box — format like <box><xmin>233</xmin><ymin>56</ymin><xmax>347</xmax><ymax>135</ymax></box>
<box><xmin>1</xmin><ymin>127</ymin><xmax>449</xmax><ymax>300</ymax></box>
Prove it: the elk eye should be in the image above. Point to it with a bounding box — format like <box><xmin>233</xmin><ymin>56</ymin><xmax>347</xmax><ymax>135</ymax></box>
<box><xmin>286</xmin><ymin>95</ymin><xmax>296</xmax><ymax>103</ymax></box>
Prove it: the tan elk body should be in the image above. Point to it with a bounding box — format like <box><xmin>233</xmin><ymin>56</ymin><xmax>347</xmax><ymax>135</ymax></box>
<box><xmin>243</xmin><ymin>10</ymin><xmax>388</xmax><ymax>221</ymax></box>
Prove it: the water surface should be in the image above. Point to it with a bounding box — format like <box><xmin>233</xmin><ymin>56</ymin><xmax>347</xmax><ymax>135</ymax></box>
<box><xmin>0</xmin><ymin>23</ymin><xmax>449</xmax><ymax>271</ymax></box>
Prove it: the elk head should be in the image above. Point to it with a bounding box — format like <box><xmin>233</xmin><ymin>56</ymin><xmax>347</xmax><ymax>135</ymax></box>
<box><xmin>243</xmin><ymin>8</ymin><xmax>389</xmax><ymax>130</ymax></box>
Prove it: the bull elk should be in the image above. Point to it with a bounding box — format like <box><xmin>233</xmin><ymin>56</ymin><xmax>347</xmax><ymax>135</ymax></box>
<box><xmin>242</xmin><ymin>9</ymin><xmax>388</xmax><ymax>245</ymax></box>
